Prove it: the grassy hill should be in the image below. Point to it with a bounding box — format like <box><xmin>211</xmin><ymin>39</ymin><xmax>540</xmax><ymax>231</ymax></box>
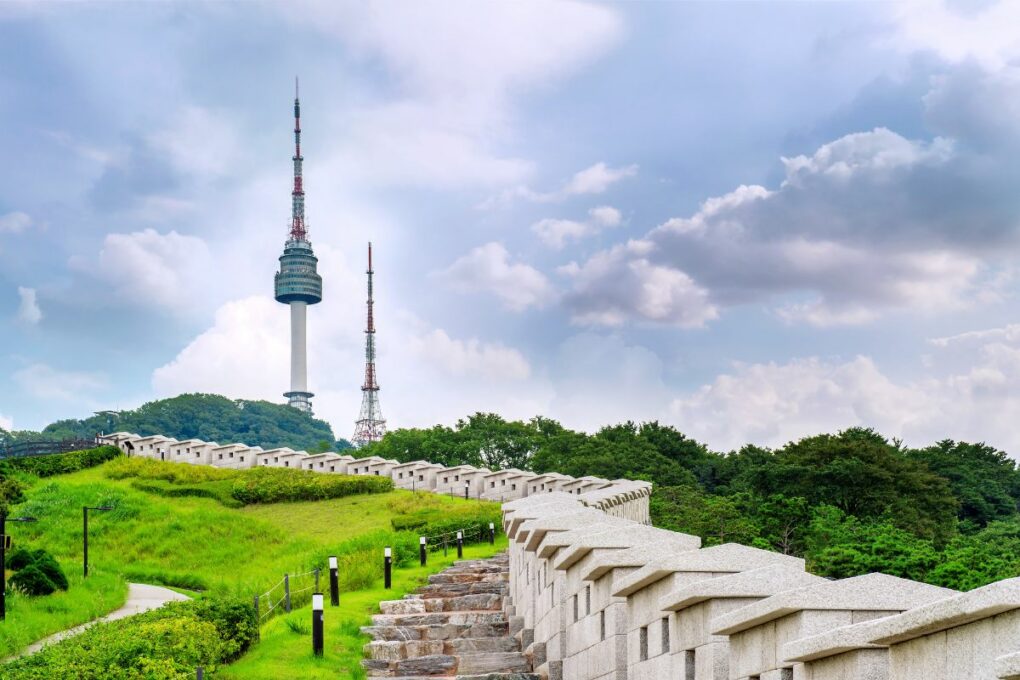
<box><xmin>1</xmin><ymin>449</ymin><xmax>503</xmax><ymax>676</ymax></box>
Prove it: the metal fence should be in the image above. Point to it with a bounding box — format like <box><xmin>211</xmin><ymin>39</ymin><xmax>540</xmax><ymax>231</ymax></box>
<box><xmin>0</xmin><ymin>438</ymin><xmax>97</xmax><ymax>460</ymax></box>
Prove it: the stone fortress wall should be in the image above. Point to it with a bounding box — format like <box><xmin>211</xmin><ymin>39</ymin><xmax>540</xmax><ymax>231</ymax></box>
<box><xmin>99</xmin><ymin>432</ymin><xmax>1020</xmax><ymax>679</ymax></box>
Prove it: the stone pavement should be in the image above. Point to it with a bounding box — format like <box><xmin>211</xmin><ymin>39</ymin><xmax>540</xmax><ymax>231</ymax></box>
<box><xmin>362</xmin><ymin>552</ymin><xmax>537</xmax><ymax>679</ymax></box>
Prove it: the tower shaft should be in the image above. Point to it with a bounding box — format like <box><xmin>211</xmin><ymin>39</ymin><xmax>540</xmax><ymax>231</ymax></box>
<box><xmin>352</xmin><ymin>242</ymin><xmax>386</xmax><ymax>446</ymax></box>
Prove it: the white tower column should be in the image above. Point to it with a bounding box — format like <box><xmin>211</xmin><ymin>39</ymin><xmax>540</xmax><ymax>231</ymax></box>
<box><xmin>290</xmin><ymin>301</ymin><xmax>308</xmax><ymax>394</ymax></box>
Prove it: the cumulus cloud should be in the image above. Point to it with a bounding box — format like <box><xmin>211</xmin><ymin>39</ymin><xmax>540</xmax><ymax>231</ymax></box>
<box><xmin>559</xmin><ymin>241</ymin><xmax>718</xmax><ymax>327</ymax></box>
<box><xmin>672</xmin><ymin>323</ymin><xmax>1020</xmax><ymax>453</ymax></box>
<box><xmin>16</xmin><ymin>287</ymin><xmax>42</xmax><ymax>325</ymax></box>
<box><xmin>13</xmin><ymin>363</ymin><xmax>108</xmax><ymax>402</ymax></box>
<box><xmin>532</xmin><ymin>205</ymin><xmax>624</xmax><ymax>249</ymax></box>
<box><xmin>289</xmin><ymin>1</ymin><xmax>622</xmax><ymax>189</ymax></box>
<box><xmin>564</xmin><ymin>94</ymin><xmax>1020</xmax><ymax>327</ymax></box>
<box><xmin>408</xmin><ymin>329</ymin><xmax>531</xmax><ymax>380</ymax></box>
<box><xmin>483</xmin><ymin>162</ymin><xmax>638</xmax><ymax>208</ymax></box>
<box><xmin>437</xmin><ymin>242</ymin><xmax>554</xmax><ymax>311</ymax></box>
<box><xmin>72</xmin><ymin>229</ymin><xmax>214</xmax><ymax>314</ymax></box>
<box><xmin>0</xmin><ymin>211</ymin><xmax>31</xmax><ymax>234</ymax></box>
<box><xmin>890</xmin><ymin>0</ymin><xmax>1020</xmax><ymax>69</ymax></box>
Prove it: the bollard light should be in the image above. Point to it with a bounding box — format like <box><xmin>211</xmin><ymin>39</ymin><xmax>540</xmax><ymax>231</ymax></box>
<box><xmin>456</xmin><ymin>530</ymin><xmax>464</xmax><ymax>559</ymax></box>
<box><xmin>419</xmin><ymin>536</ymin><xmax>427</xmax><ymax>566</ymax></box>
<box><xmin>384</xmin><ymin>546</ymin><xmax>392</xmax><ymax>589</ymax></box>
<box><xmin>328</xmin><ymin>556</ymin><xmax>339</xmax><ymax>606</ymax></box>
<box><xmin>464</xmin><ymin>481</ymin><xmax>470</xmax><ymax>500</ymax></box>
<box><xmin>312</xmin><ymin>593</ymin><xmax>324</xmax><ymax>656</ymax></box>
<box><xmin>489</xmin><ymin>522</ymin><xmax>496</xmax><ymax>545</ymax></box>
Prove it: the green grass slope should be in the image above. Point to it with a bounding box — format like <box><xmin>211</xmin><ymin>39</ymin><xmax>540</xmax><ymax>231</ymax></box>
<box><xmin>2</xmin><ymin>457</ymin><xmax>500</xmax><ymax>663</ymax></box>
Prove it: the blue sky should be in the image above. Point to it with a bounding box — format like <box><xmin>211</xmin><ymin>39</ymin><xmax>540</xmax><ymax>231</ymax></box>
<box><xmin>2</xmin><ymin>1</ymin><xmax>1019</xmax><ymax>453</ymax></box>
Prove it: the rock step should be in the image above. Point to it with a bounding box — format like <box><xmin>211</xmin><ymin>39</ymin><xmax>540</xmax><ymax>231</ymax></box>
<box><xmin>372</xmin><ymin>611</ymin><xmax>507</xmax><ymax>627</ymax></box>
<box><xmin>365</xmin><ymin>637</ymin><xmax>521</xmax><ymax>660</ymax></box>
<box><xmin>428</xmin><ymin>573</ymin><xmax>505</xmax><ymax>585</ymax></box>
<box><xmin>381</xmin><ymin>594</ymin><xmax>503</xmax><ymax>615</ymax></box>
<box><xmin>457</xmin><ymin>653</ymin><xmax>530</xmax><ymax>675</ymax></box>
<box><xmin>416</xmin><ymin>582</ymin><xmax>509</xmax><ymax>598</ymax></box>
<box><xmin>363</xmin><ymin>621</ymin><xmax>510</xmax><ymax>641</ymax></box>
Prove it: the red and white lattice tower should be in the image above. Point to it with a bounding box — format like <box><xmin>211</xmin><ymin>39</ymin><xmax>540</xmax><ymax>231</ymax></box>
<box><xmin>352</xmin><ymin>243</ymin><xmax>386</xmax><ymax>447</ymax></box>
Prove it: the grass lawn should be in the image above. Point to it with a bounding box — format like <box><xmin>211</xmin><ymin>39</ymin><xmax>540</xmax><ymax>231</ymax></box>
<box><xmin>219</xmin><ymin>540</ymin><xmax>508</xmax><ymax>680</ymax></box>
<box><xmin>1</xmin><ymin>459</ymin><xmax>501</xmax><ymax>663</ymax></box>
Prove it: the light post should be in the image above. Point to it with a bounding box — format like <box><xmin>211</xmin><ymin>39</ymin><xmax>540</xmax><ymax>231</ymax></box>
<box><xmin>328</xmin><ymin>556</ymin><xmax>339</xmax><ymax>606</ymax></box>
<box><xmin>1</xmin><ymin>513</ymin><xmax>38</xmax><ymax>620</ymax></box>
<box><xmin>383</xmin><ymin>547</ymin><xmax>392</xmax><ymax>589</ymax></box>
<box><xmin>83</xmin><ymin>506</ymin><xmax>114</xmax><ymax>578</ymax></box>
<box><xmin>464</xmin><ymin>481</ymin><xmax>469</xmax><ymax>500</ymax></box>
<box><xmin>311</xmin><ymin>592</ymin><xmax>324</xmax><ymax>656</ymax></box>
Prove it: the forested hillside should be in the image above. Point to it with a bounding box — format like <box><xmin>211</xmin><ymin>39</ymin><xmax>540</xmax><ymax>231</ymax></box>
<box><xmin>2</xmin><ymin>394</ymin><xmax>350</xmax><ymax>452</ymax></box>
<box><xmin>364</xmin><ymin>414</ymin><xmax>1020</xmax><ymax>591</ymax></box>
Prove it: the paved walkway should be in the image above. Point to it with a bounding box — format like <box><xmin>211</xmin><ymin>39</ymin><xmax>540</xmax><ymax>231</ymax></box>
<box><xmin>13</xmin><ymin>583</ymin><xmax>190</xmax><ymax>658</ymax></box>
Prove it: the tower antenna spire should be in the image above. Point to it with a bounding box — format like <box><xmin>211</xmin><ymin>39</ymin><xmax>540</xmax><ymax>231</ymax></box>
<box><xmin>290</xmin><ymin>77</ymin><xmax>306</xmax><ymax>242</ymax></box>
<box><xmin>352</xmin><ymin>241</ymin><xmax>387</xmax><ymax>447</ymax></box>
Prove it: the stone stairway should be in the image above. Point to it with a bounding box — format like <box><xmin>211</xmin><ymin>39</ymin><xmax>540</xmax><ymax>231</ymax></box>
<box><xmin>362</xmin><ymin>553</ymin><xmax>537</xmax><ymax>679</ymax></box>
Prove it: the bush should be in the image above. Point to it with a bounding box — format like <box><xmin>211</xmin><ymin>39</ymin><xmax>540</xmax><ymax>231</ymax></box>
<box><xmin>9</xmin><ymin>564</ymin><xmax>57</xmax><ymax>596</ymax></box>
<box><xmin>230</xmin><ymin>467</ymin><xmax>393</xmax><ymax>504</ymax></box>
<box><xmin>129</xmin><ymin>479</ymin><xmax>243</xmax><ymax>509</ymax></box>
<box><xmin>5</xmin><ymin>547</ymin><xmax>68</xmax><ymax>593</ymax></box>
<box><xmin>1</xmin><ymin>594</ymin><xmax>257</xmax><ymax>678</ymax></box>
<box><xmin>105</xmin><ymin>456</ymin><xmax>238</xmax><ymax>484</ymax></box>
<box><xmin>4</xmin><ymin>446</ymin><xmax>121</xmax><ymax>478</ymax></box>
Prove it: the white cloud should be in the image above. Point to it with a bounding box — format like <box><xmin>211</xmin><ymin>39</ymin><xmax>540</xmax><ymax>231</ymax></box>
<box><xmin>16</xmin><ymin>287</ymin><xmax>42</xmax><ymax>325</ymax></box>
<box><xmin>437</xmin><ymin>242</ymin><xmax>554</xmax><ymax>311</ymax></box>
<box><xmin>408</xmin><ymin>329</ymin><xmax>531</xmax><ymax>380</ymax></box>
<box><xmin>531</xmin><ymin>205</ymin><xmax>624</xmax><ymax>249</ymax></box>
<box><xmin>13</xmin><ymin>363</ymin><xmax>108</xmax><ymax>402</ymax></box>
<box><xmin>288</xmin><ymin>1</ymin><xmax>622</xmax><ymax>190</ymax></box>
<box><xmin>671</xmin><ymin>324</ymin><xmax>1020</xmax><ymax>454</ymax></box>
<box><xmin>559</xmin><ymin>241</ymin><xmax>719</xmax><ymax>327</ymax></box>
<box><xmin>563</xmin><ymin>162</ymin><xmax>638</xmax><ymax>196</ymax></box>
<box><xmin>589</xmin><ymin>205</ymin><xmax>622</xmax><ymax>228</ymax></box>
<box><xmin>0</xmin><ymin>413</ymin><xmax>12</xmax><ymax>431</ymax></box>
<box><xmin>563</xmin><ymin>122</ymin><xmax>1015</xmax><ymax>327</ymax></box>
<box><xmin>148</xmin><ymin>106</ymin><xmax>243</xmax><ymax>180</ymax></box>
<box><xmin>72</xmin><ymin>229</ymin><xmax>215</xmax><ymax>314</ymax></box>
<box><xmin>483</xmin><ymin>162</ymin><xmax>638</xmax><ymax>208</ymax></box>
<box><xmin>890</xmin><ymin>0</ymin><xmax>1020</xmax><ymax>69</ymax></box>
<box><xmin>0</xmin><ymin>212</ymin><xmax>31</xmax><ymax>234</ymax></box>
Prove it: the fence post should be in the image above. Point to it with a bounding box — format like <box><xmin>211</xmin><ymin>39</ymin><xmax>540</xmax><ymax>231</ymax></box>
<box><xmin>253</xmin><ymin>595</ymin><xmax>260</xmax><ymax>641</ymax></box>
<box><xmin>284</xmin><ymin>573</ymin><xmax>291</xmax><ymax>613</ymax></box>
<box><xmin>196</xmin><ymin>667</ymin><xmax>204</xmax><ymax>680</ymax></box>
<box><xmin>419</xmin><ymin>536</ymin><xmax>427</xmax><ymax>566</ymax></box>
<box><xmin>443</xmin><ymin>534</ymin><xmax>448</xmax><ymax>557</ymax></box>
<box><xmin>456</xmin><ymin>531</ymin><xmax>463</xmax><ymax>559</ymax></box>
<box><xmin>315</xmin><ymin>568</ymin><xmax>320</xmax><ymax>593</ymax></box>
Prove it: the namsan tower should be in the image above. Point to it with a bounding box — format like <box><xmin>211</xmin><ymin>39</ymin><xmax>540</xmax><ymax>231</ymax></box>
<box><xmin>274</xmin><ymin>79</ymin><xmax>322</xmax><ymax>414</ymax></box>
<box><xmin>352</xmin><ymin>242</ymin><xmax>386</xmax><ymax>446</ymax></box>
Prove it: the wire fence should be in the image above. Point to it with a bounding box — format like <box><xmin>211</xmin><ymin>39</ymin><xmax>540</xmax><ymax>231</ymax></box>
<box><xmin>251</xmin><ymin>522</ymin><xmax>499</xmax><ymax>628</ymax></box>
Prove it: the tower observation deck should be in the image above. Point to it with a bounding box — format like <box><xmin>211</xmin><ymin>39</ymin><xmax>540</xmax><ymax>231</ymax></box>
<box><xmin>274</xmin><ymin>79</ymin><xmax>322</xmax><ymax>414</ymax></box>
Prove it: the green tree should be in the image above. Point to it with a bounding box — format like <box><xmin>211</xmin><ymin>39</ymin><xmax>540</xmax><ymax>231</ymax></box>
<box><xmin>748</xmin><ymin>428</ymin><xmax>958</xmax><ymax>542</ymax></box>
<box><xmin>650</xmin><ymin>486</ymin><xmax>760</xmax><ymax>546</ymax></box>
<box><xmin>908</xmin><ymin>440</ymin><xmax>1020</xmax><ymax>532</ymax></box>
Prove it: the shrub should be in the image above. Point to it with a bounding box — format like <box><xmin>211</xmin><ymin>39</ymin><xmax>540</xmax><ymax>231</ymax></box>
<box><xmin>5</xmin><ymin>446</ymin><xmax>121</xmax><ymax>478</ymax></box>
<box><xmin>9</xmin><ymin>564</ymin><xmax>57</xmax><ymax>596</ymax></box>
<box><xmin>105</xmin><ymin>456</ymin><xmax>238</xmax><ymax>484</ymax></box>
<box><xmin>230</xmin><ymin>467</ymin><xmax>393</xmax><ymax>504</ymax></box>
<box><xmin>6</xmin><ymin>547</ymin><xmax>46</xmax><ymax>570</ymax></box>
<box><xmin>1</xmin><ymin>594</ymin><xmax>256</xmax><ymax>678</ymax></box>
<box><xmin>129</xmin><ymin>478</ymin><xmax>243</xmax><ymax>509</ymax></box>
<box><xmin>28</xmin><ymin>551</ymin><xmax>69</xmax><ymax>591</ymax></box>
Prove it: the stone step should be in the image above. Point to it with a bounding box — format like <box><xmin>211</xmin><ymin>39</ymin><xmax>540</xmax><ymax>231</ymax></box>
<box><xmin>365</xmin><ymin>636</ymin><xmax>520</xmax><ymax>661</ymax></box>
<box><xmin>457</xmin><ymin>652</ymin><xmax>531</xmax><ymax>676</ymax></box>
<box><xmin>372</xmin><ymin>611</ymin><xmax>507</xmax><ymax>628</ymax></box>
<box><xmin>428</xmin><ymin>573</ymin><xmax>505</xmax><ymax>585</ymax></box>
<box><xmin>417</xmin><ymin>582</ymin><xmax>509</xmax><ymax>598</ymax></box>
<box><xmin>363</xmin><ymin>621</ymin><xmax>510</xmax><ymax>641</ymax></box>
